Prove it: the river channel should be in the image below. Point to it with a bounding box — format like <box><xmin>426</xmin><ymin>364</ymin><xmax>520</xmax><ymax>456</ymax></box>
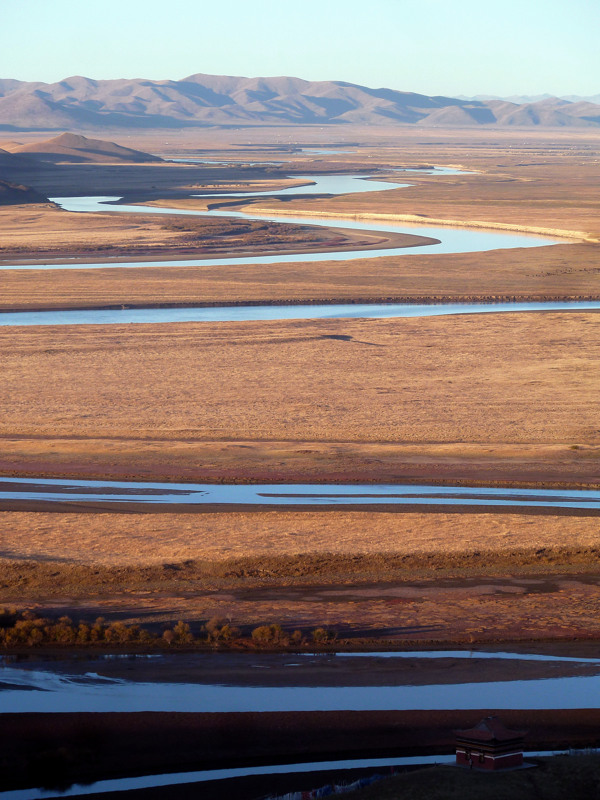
<box><xmin>2</xmin><ymin>299</ymin><xmax>599</xmax><ymax>326</ymax></box>
<box><xmin>3</xmin><ymin>477</ymin><xmax>600</xmax><ymax>510</ymax></box>
<box><xmin>1</xmin><ymin>648</ymin><xmax>597</xmax><ymax>796</ymax></box>
<box><xmin>0</xmin><ymin>755</ymin><xmax>459</xmax><ymax>800</ymax></box>
<box><xmin>3</xmin><ymin>649</ymin><xmax>600</xmax><ymax>714</ymax></box>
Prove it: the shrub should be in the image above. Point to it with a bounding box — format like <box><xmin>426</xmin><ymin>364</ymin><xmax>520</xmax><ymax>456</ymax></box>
<box><xmin>290</xmin><ymin>629</ymin><xmax>303</xmax><ymax>645</ymax></box>
<box><xmin>204</xmin><ymin>617</ymin><xmax>239</xmax><ymax>643</ymax></box>
<box><xmin>90</xmin><ymin>618</ymin><xmax>106</xmax><ymax>642</ymax></box>
<box><xmin>312</xmin><ymin>627</ymin><xmax>337</xmax><ymax>644</ymax></box>
<box><xmin>172</xmin><ymin>621</ymin><xmax>194</xmax><ymax>644</ymax></box>
<box><xmin>218</xmin><ymin>623</ymin><xmax>240</xmax><ymax>642</ymax></box>
<box><xmin>251</xmin><ymin>624</ymin><xmax>286</xmax><ymax>646</ymax></box>
<box><xmin>162</xmin><ymin>629</ymin><xmax>175</xmax><ymax>645</ymax></box>
<box><xmin>75</xmin><ymin>623</ymin><xmax>88</xmax><ymax>643</ymax></box>
<box><xmin>48</xmin><ymin>617</ymin><xmax>76</xmax><ymax>645</ymax></box>
<box><xmin>105</xmin><ymin>621</ymin><xmax>136</xmax><ymax>644</ymax></box>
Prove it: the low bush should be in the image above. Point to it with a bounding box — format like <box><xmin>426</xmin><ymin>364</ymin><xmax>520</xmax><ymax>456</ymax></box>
<box><xmin>251</xmin><ymin>623</ymin><xmax>286</xmax><ymax>646</ymax></box>
<box><xmin>0</xmin><ymin>610</ymin><xmax>335</xmax><ymax>651</ymax></box>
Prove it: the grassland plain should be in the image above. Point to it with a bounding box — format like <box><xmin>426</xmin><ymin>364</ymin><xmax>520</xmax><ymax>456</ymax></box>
<box><xmin>2</xmin><ymin>127</ymin><xmax>600</xmax><ymax>800</ymax></box>
<box><xmin>1</xmin><ymin>314</ymin><xmax>598</xmax><ymax>470</ymax></box>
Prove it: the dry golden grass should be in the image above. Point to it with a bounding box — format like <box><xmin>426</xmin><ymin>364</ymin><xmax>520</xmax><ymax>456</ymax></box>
<box><xmin>1</xmin><ymin>315</ymin><xmax>598</xmax><ymax>454</ymax></box>
<box><xmin>0</xmin><ymin>438</ymin><xmax>598</xmax><ymax>486</ymax></box>
<box><xmin>0</xmin><ymin>204</ymin><xmax>188</xmax><ymax>255</ymax></box>
<box><xmin>3</xmin><ymin>510</ymin><xmax>600</xmax><ymax>642</ymax></box>
<box><xmin>0</xmin><ymin>509</ymin><xmax>598</xmax><ymax>565</ymax></box>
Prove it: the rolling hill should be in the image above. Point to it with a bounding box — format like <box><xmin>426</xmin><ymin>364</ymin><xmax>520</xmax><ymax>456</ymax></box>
<box><xmin>0</xmin><ymin>74</ymin><xmax>598</xmax><ymax>130</ymax></box>
<box><xmin>0</xmin><ymin>178</ymin><xmax>48</xmax><ymax>205</ymax></box>
<box><xmin>5</xmin><ymin>132</ymin><xmax>162</xmax><ymax>163</ymax></box>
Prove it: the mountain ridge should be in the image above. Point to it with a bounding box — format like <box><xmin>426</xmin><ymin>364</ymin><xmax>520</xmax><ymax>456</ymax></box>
<box><xmin>457</xmin><ymin>93</ymin><xmax>600</xmax><ymax>105</ymax></box>
<box><xmin>0</xmin><ymin>74</ymin><xmax>599</xmax><ymax>130</ymax></box>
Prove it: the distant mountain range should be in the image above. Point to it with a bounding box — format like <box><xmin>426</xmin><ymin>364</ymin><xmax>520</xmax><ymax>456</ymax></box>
<box><xmin>457</xmin><ymin>93</ymin><xmax>600</xmax><ymax>105</ymax></box>
<box><xmin>0</xmin><ymin>74</ymin><xmax>599</xmax><ymax>130</ymax></box>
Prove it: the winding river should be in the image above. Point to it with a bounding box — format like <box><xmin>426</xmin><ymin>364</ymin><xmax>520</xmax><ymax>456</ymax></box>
<box><xmin>0</xmin><ymin>170</ymin><xmax>590</xmax><ymax>511</ymax></box>
<box><xmin>0</xmin><ymin>168</ymin><xmax>595</xmax><ymax>513</ymax></box>
<box><xmin>0</xmin><ymin>168</ymin><xmax>593</xmax><ymax>513</ymax></box>
<box><xmin>2</xmin><ymin>171</ymin><xmax>560</xmax><ymax>271</ymax></box>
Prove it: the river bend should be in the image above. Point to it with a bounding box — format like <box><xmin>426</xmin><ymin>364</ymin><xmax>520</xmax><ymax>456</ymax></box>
<box><xmin>1</xmin><ymin>170</ymin><xmax>560</xmax><ymax>271</ymax></box>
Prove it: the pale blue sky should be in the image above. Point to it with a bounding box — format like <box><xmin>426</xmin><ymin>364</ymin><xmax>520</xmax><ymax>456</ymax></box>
<box><xmin>2</xmin><ymin>0</ymin><xmax>598</xmax><ymax>96</ymax></box>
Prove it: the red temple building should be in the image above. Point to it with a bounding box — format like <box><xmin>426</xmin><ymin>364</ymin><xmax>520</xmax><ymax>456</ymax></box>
<box><xmin>455</xmin><ymin>716</ymin><xmax>526</xmax><ymax>771</ymax></box>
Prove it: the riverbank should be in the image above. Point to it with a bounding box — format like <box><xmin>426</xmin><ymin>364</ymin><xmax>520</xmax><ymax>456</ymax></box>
<box><xmin>0</xmin><ymin>202</ymin><xmax>431</xmax><ymax>266</ymax></box>
<box><xmin>2</xmin><ymin>709</ymin><xmax>600</xmax><ymax>794</ymax></box>
<box><xmin>1</xmin><ymin>438</ymin><xmax>600</xmax><ymax>488</ymax></box>
<box><xmin>1</xmin><ymin>242</ymin><xmax>598</xmax><ymax>310</ymax></box>
<box><xmin>249</xmin><ymin>203</ymin><xmax>594</xmax><ymax>243</ymax></box>
<box><xmin>351</xmin><ymin>755</ymin><xmax>600</xmax><ymax>800</ymax></box>
<box><xmin>2</xmin><ymin>506</ymin><xmax>600</xmax><ymax>643</ymax></box>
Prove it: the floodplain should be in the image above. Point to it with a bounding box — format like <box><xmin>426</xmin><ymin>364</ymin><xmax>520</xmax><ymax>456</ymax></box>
<box><xmin>1</xmin><ymin>127</ymin><xmax>600</xmax><ymax>641</ymax></box>
<box><xmin>1</xmin><ymin>125</ymin><xmax>600</xmax><ymax>794</ymax></box>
